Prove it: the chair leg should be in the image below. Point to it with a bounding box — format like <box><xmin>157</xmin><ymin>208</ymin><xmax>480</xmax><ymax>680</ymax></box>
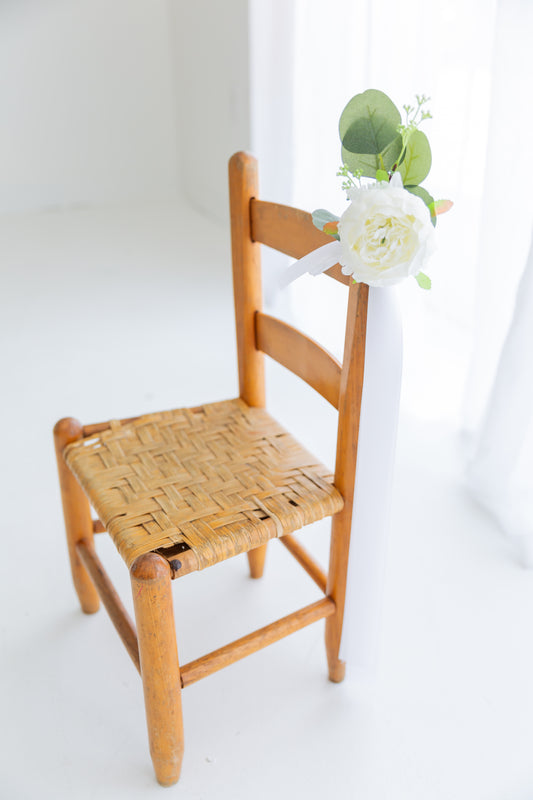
<box><xmin>247</xmin><ymin>543</ymin><xmax>268</xmax><ymax>578</ymax></box>
<box><xmin>131</xmin><ymin>554</ymin><xmax>184</xmax><ymax>787</ymax></box>
<box><xmin>325</xmin><ymin>510</ymin><xmax>351</xmax><ymax>683</ymax></box>
<box><xmin>53</xmin><ymin>418</ymin><xmax>100</xmax><ymax>614</ymax></box>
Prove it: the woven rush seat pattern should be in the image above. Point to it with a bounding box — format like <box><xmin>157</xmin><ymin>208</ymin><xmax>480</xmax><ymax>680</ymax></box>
<box><xmin>65</xmin><ymin>398</ymin><xmax>344</xmax><ymax>570</ymax></box>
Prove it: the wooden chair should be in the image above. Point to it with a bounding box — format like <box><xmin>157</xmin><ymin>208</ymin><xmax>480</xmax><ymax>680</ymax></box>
<box><xmin>53</xmin><ymin>152</ymin><xmax>369</xmax><ymax>787</ymax></box>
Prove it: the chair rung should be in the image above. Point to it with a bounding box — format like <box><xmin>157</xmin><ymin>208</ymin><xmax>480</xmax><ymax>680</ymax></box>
<box><xmin>179</xmin><ymin>597</ymin><xmax>335</xmax><ymax>688</ymax></box>
<box><xmin>93</xmin><ymin>519</ymin><xmax>106</xmax><ymax>533</ymax></box>
<box><xmin>279</xmin><ymin>535</ymin><xmax>327</xmax><ymax>592</ymax></box>
<box><xmin>76</xmin><ymin>539</ymin><xmax>140</xmax><ymax>673</ymax></box>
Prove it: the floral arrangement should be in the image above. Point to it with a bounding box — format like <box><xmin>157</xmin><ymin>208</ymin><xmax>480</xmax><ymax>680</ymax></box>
<box><xmin>312</xmin><ymin>89</ymin><xmax>452</xmax><ymax>289</ymax></box>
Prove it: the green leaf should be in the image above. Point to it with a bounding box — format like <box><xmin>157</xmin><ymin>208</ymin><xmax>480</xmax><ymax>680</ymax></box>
<box><xmin>342</xmin><ymin>134</ymin><xmax>403</xmax><ymax>178</ymax></box>
<box><xmin>398</xmin><ymin>130</ymin><xmax>432</xmax><ymax>186</ymax></box>
<box><xmin>340</xmin><ymin>89</ymin><xmax>401</xmax><ymax>151</ymax></box>
<box><xmin>376</xmin><ymin>169</ymin><xmax>389</xmax><ymax>182</ymax></box>
<box><xmin>404</xmin><ymin>184</ymin><xmax>437</xmax><ymax>227</ymax></box>
<box><xmin>312</xmin><ymin>208</ymin><xmax>340</xmax><ymax>232</ymax></box>
<box><xmin>429</xmin><ymin>198</ymin><xmax>453</xmax><ymax>216</ymax></box>
<box><xmin>312</xmin><ymin>209</ymin><xmax>340</xmax><ymax>240</ymax></box>
<box><xmin>415</xmin><ymin>272</ymin><xmax>431</xmax><ymax>290</ymax></box>
<box><xmin>339</xmin><ymin>89</ymin><xmax>403</xmax><ymax>178</ymax></box>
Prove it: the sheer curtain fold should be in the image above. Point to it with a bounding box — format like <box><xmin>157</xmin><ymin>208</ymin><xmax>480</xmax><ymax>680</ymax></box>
<box><xmin>252</xmin><ymin>0</ymin><xmax>532</xmax><ymax>556</ymax></box>
<box><xmin>463</xmin><ymin>0</ymin><xmax>533</xmax><ymax>563</ymax></box>
<box><xmin>466</xmin><ymin>229</ymin><xmax>533</xmax><ymax>564</ymax></box>
<box><xmin>249</xmin><ymin>0</ymin><xmax>533</xmax><ymax>680</ymax></box>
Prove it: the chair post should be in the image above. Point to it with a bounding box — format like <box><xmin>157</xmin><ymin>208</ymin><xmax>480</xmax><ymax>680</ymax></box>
<box><xmin>325</xmin><ymin>283</ymin><xmax>369</xmax><ymax>681</ymax></box>
<box><xmin>131</xmin><ymin>553</ymin><xmax>184</xmax><ymax>787</ymax></box>
<box><xmin>53</xmin><ymin>417</ymin><xmax>100</xmax><ymax>614</ymax></box>
<box><xmin>228</xmin><ymin>151</ymin><xmax>265</xmax><ymax>408</ymax></box>
<box><xmin>229</xmin><ymin>152</ymin><xmax>268</xmax><ymax>578</ymax></box>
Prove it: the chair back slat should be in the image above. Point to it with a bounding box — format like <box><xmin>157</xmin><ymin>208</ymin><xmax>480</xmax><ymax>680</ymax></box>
<box><xmin>255</xmin><ymin>312</ymin><xmax>342</xmax><ymax>409</ymax></box>
<box><xmin>250</xmin><ymin>199</ymin><xmax>351</xmax><ymax>287</ymax></box>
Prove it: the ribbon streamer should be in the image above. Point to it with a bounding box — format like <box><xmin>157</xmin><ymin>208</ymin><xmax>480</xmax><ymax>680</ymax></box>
<box><xmin>278</xmin><ymin>240</ymin><xmax>343</xmax><ymax>287</ymax></box>
<box><xmin>281</xmin><ymin>250</ymin><xmax>403</xmax><ymax>680</ymax></box>
<box><xmin>339</xmin><ymin>286</ymin><xmax>402</xmax><ymax>679</ymax></box>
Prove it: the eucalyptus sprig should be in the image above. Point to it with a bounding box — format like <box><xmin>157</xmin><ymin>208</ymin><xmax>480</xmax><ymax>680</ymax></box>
<box><xmin>336</xmin><ymin>164</ymin><xmax>362</xmax><ymax>193</ymax></box>
<box><xmin>395</xmin><ymin>94</ymin><xmax>432</xmax><ymax>172</ymax></box>
<box><xmin>336</xmin><ymin>89</ymin><xmax>451</xmax><ymax>230</ymax></box>
<box><xmin>398</xmin><ymin>94</ymin><xmax>432</xmax><ymax>142</ymax></box>
<box><xmin>305</xmin><ymin>89</ymin><xmax>454</xmax><ymax>290</ymax></box>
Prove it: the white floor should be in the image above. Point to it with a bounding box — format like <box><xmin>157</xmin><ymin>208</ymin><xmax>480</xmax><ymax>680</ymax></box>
<box><xmin>2</xmin><ymin>202</ymin><xmax>533</xmax><ymax>800</ymax></box>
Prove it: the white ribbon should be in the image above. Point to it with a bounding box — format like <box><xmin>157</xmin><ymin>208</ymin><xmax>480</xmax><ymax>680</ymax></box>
<box><xmin>281</xmin><ymin>250</ymin><xmax>403</xmax><ymax>680</ymax></box>
<box><xmin>278</xmin><ymin>240</ymin><xmax>343</xmax><ymax>288</ymax></box>
<box><xmin>339</xmin><ymin>286</ymin><xmax>402</xmax><ymax>679</ymax></box>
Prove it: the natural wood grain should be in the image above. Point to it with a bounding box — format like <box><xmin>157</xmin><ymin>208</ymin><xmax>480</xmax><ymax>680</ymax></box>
<box><xmin>279</xmin><ymin>534</ymin><xmax>327</xmax><ymax>593</ymax></box>
<box><xmin>180</xmin><ymin>597</ymin><xmax>335</xmax><ymax>688</ymax></box>
<box><xmin>161</xmin><ymin>545</ymin><xmax>200</xmax><ymax>579</ymax></box>
<box><xmin>131</xmin><ymin>554</ymin><xmax>184</xmax><ymax>787</ymax></box>
<box><xmin>53</xmin><ymin>153</ymin><xmax>371</xmax><ymax>786</ymax></box>
<box><xmin>229</xmin><ymin>152</ymin><xmax>265</xmax><ymax>408</ymax></box>
<box><xmin>247</xmin><ymin>544</ymin><xmax>268</xmax><ymax>578</ymax></box>
<box><xmin>53</xmin><ymin>417</ymin><xmax>100</xmax><ymax>614</ymax></box>
<box><xmin>325</xmin><ymin>282</ymin><xmax>369</xmax><ymax>682</ymax></box>
<box><xmin>229</xmin><ymin>152</ymin><xmax>269</xmax><ymax>579</ymax></box>
<box><xmin>76</xmin><ymin>538</ymin><xmax>140</xmax><ymax>672</ymax></box>
<box><xmin>256</xmin><ymin>312</ymin><xmax>342</xmax><ymax>409</ymax></box>
<box><xmin>250</xmin><ymin>199</ymin><xmax>351</xmax><ymax>287</ymax></box>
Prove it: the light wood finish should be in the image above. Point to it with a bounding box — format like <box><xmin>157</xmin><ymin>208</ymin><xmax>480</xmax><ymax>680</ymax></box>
<box><xmin>163</xmin><ymin>546</ymin><xmax>200</xmax><ymax>579</ymax></box>
<box><xmin>229</xmin><ymin>153</ymin><xmax>269</xmax><ymax>580</ymax></box>
<box><xmin>229</xmin><ymin>152</ymin><xmax>265</xmax><ymax>408</ymax></box>
<box><xmin>250</xmin><ymin>199</ymin><xmax>351</xmax><ymax>287</ymax></box>
<box><xmin>180</xmin><ymin>597</ymin><xmax>335</xmax><ymax>688</ymax></box>
<box><xmin>131</xmin><ymin>554</ymin><xmax>184</xmax><ymax>787</ymax></box>
<box><xmin>65</xmin><ymin>399</ymin><xmax>343</xmax><ymax>570</ymax></box>
<box><xmin>247</xmin><ymin>543</ymin><xmax>268</xmax><ymax>578</ymax></box>
<box><xmin>279</xmin><ymin>534</ymin><xmax>327</xmax><ymax>592</ymax></box>
<box><xmin>53</xmin><ymin>152</ymin><xmax>371</xmax><ymax>785</ymax></box>
<box><xmin>53</xmin><ymin>418</ymin><xmax>100</xmax><ymax>614</ymax></box>
<box><xmin>76</xmin><ymin>538</ymin><xmax>140</xmax><ymax>672</ymax></box>
<box><xmin>256</xmin><ymin>312</ymin><xmax>342</xmax><ymax>409</ymax></box>
<box><xmin>325</xmin><ymin>282</ymin><xmax>369</xmax><ymax>682</ymax></box>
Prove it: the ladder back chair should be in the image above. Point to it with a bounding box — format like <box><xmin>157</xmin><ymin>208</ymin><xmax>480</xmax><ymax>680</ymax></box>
<box><xmin>53</xmin><ymin>151</ymin><xmax>369</xmax><ymax>787</ymax></box>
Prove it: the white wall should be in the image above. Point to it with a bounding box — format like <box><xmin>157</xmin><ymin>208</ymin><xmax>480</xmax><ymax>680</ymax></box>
<box><xmin>0</xmin><ymin>0</ymin><xmax>291</xmax><ymax>227</ymax></box>
<box><xmin>170</xmin><ymin>0</ymin><xmax>252</xmax><ymax>222</ymax></box>
<box><xmin>0</xmin><ymin>0</ymin><xmax>180</xmax><ymax>214</ymax></box>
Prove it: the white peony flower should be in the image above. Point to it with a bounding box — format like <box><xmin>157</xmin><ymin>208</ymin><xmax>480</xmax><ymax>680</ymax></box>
<box><xmin>337</xmin><ymin>172</ymin><xmax>436</xmax><ymax>287</ymax></box>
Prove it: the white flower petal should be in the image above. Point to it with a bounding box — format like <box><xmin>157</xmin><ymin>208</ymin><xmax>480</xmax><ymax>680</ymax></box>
<box><xmin>337</xmin><ymin>180</ymin><xmax>435</xmax><ymax>287</ymax></box>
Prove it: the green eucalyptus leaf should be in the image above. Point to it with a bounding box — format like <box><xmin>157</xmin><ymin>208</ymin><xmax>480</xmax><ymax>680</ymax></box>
<box><xmin>404</xmin><ymin>184</ymin><xmax>437</xmax><ymax>227</ymax></box>
<box><xmin>415</xmin><ymin>272</ymin><xmax>432</xmax><ymax>290</ymax></box>
<box><xmin>398</xmin><ymin>130</ymin><xmax>432</xmax><ymax>186</ymax></box>
<box><xmin>342</xmin><ymin>133</ymin><xmax>402</xmax><ymax>178</ymax></box>
<box><xmin>339</xmin><ymin>89</ymin><xmax>403</xmax><ymax>178</ymax></box>
<box><xmin>312</xmin><ymin>208</ymin><xmax>340</xmax><ymax>232</ymax></box>
<box><xmin>339</xmin><ymin>89</ymin><xmax>401</xmax><ymax>152</ymax></box>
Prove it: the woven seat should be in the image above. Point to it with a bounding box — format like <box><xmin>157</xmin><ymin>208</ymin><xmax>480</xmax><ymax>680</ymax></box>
<box><xmin>53</xmin><ymin>153</ymin><xmax>370</xmax><ymax>787</ymax></box>
<box><xmin>65</xmin><ymin>398</ymin><xmax>343</xmax><ymax>571</ymax></box>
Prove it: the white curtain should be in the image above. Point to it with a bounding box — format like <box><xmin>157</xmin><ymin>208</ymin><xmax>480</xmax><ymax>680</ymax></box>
<box><xmin>254</xmin><ymin>0</ymin><xmax>533</xmax><ymax>557</ymax></box>
<box><xmin>463</xmin><ymin>0</ymin><xmax>533</xmax><ymax>563</ymax></box>
<box><xmin>249</xmin><ymin>0</ymin><xmax>533</xmax><ymax>675</ymax></box>
<box><xmin>288</xmin><ymin>0</ymin><xmax>499</xmax><ymax>406</ymax></box>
